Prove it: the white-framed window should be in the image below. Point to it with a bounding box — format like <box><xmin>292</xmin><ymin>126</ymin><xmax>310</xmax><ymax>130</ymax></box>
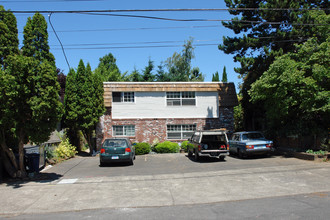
<box><xmin>166</xmin><ymin>92</ymin><xmax>196</xmax><ymax>106</ymax></box>
<box><xmin>167</xmin><ymin>124</ymin><xmax>196</xmax><ymax>139</ymax></box>
<box><xmin>113</xmin><ymin>92</ymin><xmax>135</xmax><ymax>103</ymax></box>
<box><xmin>113</xmin><ymin>125</ymin><xmax>135</xmax><ymax>136</ymax></box>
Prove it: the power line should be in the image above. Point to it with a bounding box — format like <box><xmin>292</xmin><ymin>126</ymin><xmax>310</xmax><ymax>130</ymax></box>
<box><xmin>48</xmin><ymin>13</ymin><xmax>71</xmax><ymax>69</ymax></box>
<box><xmin>2</xmin><ymin>8</ymin><xmax>329</xmax><ymax>14</ymax></box>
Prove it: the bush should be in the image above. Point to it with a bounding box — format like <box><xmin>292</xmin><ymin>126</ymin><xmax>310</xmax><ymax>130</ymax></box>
<box><xmin>135</xmin><ymin>143</ymin><xmax>151</xmax><ymax>155</ymax></box>
<box><xmin>154</xmin><ymin>141</ymin><xmax>180</xmax><ymax>153</ymax></box>
<box><xmin>55</xmin><ymin>138</ymin><xmax>78</xmax><ymax>159</ymax></box>
<box><xmin>181</xmin><ymin>141</ymin><xmax>193</xmax><ymax>153</ymax></box>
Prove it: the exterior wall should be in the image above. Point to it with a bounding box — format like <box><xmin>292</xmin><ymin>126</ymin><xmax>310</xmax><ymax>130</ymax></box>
<box><xmin>96</xmin><ymin>107</ymin><xmax>234</xmax><ymax>149</ymax></box>
<box><xmin>112</xmin><ymin>91</ymin><xmax>219</xmax><ymax>119</ymax></box>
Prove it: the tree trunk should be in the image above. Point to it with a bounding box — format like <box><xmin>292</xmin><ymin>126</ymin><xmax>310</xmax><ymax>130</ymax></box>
<box><xmin>0</xmin><ymin>130</ymin><xmax>18</xmax><ymax>178</ymax></box>
<box><xmin>83</xmin><ymin>129</ymin><xmax>93</xmax><ymax>155</ymax></box>
<box><xmin>17</xmin><ymin>129</ymin><xmax>27</xmax><ymax>178</ymax></box>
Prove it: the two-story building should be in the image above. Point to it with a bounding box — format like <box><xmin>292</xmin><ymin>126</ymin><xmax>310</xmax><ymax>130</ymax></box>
<box><xmin>96</xmin><ymin>82</ymin><xmax>238</xmax><ymax>147</ymax></box>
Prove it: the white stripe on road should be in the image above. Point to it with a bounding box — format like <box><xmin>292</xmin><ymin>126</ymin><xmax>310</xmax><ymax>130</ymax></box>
<box><xmin>57</xmin><ymin>179</ymin><xmax>78</xmax><ymax>184</ymax></box>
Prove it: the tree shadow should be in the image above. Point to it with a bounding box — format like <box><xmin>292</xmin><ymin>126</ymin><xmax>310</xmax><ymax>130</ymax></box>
<box><xmin>2</xmin><ymin>172</ymin><xmax>63</xmax><ymax>189</ymax></box>
<box><xmin>185</xmin><ymin>155</ymin><xmax>226</xmax><ymax>163</ymax></box>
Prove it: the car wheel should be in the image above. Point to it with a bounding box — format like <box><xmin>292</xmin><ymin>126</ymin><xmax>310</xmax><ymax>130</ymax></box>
<box><xmin>188</xmin><ymin>149</ymin><xmax>193</xmax><ymax>157</ymax></box>
<box><xmin>194</xmin><ymin>150</ymin><xmax>199</xmax><ymax>161</ymax></box>
<box><xmin>129</xmin><ymin>158</ymin><xmax>134</xmax><ymax>166</ymax></box>
<box><xmin>238</xmin><ymin>149</ymin><xmax>244</xmax><ymax>159</ymax></box>
<box><xmin>100</xmin><ymin>161</ymin><xmax>105</xmax><ymax>167</ymax></box>
<box><xmin>219</xmin><ymin>156</ymin><xmax>225</xmax><ymax>161</ymax></box>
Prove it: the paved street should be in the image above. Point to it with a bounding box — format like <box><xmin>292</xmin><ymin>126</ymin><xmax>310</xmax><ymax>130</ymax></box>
<box><xmin>0</xmin><ymin>153</ymin><xmax>330</xmax><ymax>219</ymax></box>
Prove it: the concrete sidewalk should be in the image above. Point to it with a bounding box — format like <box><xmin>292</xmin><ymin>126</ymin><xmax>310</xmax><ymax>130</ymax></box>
<box><xmin>0</xmin><ymin>159</ymin><xmax>330</xmax><ymax>217</ymax></box>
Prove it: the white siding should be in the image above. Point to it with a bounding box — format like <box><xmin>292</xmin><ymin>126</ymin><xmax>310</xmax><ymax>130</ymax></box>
<box><xmin>112</xmin><ymin>91</ymin><xmax>219</xmax><ymax>119</ymax></box>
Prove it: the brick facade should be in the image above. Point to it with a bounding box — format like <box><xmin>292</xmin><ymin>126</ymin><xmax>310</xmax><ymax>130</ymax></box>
<box><xmin>96</xmin><ymin>107</ymin><xmax>234</xmax><ymax>149</ymax></box>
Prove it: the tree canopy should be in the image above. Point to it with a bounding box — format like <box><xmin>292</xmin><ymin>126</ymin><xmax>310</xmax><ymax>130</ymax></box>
<box><xmin>219</xmin><ymin>0</ymin><xmax>328</xmax><ymax>130</ymax></box>
<box><xmin>94</xmin><ymin>53</ymin><xmax>124</xmax><ymax>82</ymax></box>
<box><xmin>249</xmin><ymin>37</ymin><xmax>330</xmax><ymax>136</ymax></box>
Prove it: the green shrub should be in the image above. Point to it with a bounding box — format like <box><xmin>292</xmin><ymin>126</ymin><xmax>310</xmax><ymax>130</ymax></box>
<box><xmin>135</xmin><ymin>143</ymin><xmax>151</xmax><ymax>155</ymax></box>
<box><xmin>181</xmin><ymin>141</ymin><xmax>193</xmax><ymax>153</ymax></box>
<box><xmin>154</xmin><ymin>141</ymin><xmax>180</xmax><ymax>153</ymax></box>
<box><xmin>55</xmin><ymin>138</ymin><xmax>78</xmax><ymax>159</ymax></box>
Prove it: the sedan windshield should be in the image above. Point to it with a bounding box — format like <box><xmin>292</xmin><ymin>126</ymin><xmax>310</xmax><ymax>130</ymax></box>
<box><xmin>242</xmin><ymin>133</ymin><xmax>264</xmax><ymax>140</ymax></box>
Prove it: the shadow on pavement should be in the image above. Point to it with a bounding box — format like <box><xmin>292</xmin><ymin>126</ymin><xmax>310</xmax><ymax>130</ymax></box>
<box><xmin>185</xmin><ymin>155</ymin><xmax>227</xmax><ymax>163</ymax></box>
<box><xmin>1</xmin><ymin>172</ymin><xmax>62</xmax><ymax>189</ymax></box>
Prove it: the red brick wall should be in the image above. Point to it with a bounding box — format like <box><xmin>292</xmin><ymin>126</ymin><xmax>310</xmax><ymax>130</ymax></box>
<box><xmin>96</xmin><ymin>107</ymin><xmax>234</xmax><ymax>149</ymax></box>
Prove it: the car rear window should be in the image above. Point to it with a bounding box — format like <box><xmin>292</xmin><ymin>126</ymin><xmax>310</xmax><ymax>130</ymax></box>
<box><xmin>103</xmin><ymin>139</ymin><xmax>128</xmax><ymax>147</ymax></box>
<box><xmin>202</xmin><ymin>135</ymin><xmax>226</xmax><ymax>142</ymax></box>
<box><xmin>242</xmin><ymin>133</ymin><xmax>264</xmax><ymax>140</ymax></box>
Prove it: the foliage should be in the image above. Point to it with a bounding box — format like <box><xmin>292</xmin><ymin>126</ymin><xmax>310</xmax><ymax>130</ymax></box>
<box><xmin>128</xmin><ymin>67</ymin><xmax>142</xmax><ymax>82</ymax></box>
<box><xmin>57</xmin><ymin>69</ymin><xmax>66</xmax><ymax>103</ymax></box>
<box><xmin>306</xmin><ymin>149</ymin><xmax>327</xmax><ymax>156</ymax></box>
<box><xmin>64</xmin><ymin>60</ymin><xmax>105</xmax><ymax>152</ymax></box>
<box><xmin>212</xmin><ymin>71</ymin><xmax>219</xmax><ymax>82</ymax></box>
<box><xmin>233</xmin><ymin>95</ymin><xmax>244</xmax><ymax>131</ymax></box>
<box><xmin>154</xmin><ymin>141</ymin><xmax>180</xmax><ymax>153</ymax></box>
<box><xmin>94</xmin><ymin>53</ymin><xmax>123</xmax><ymax>82</ymax></box>
<box><xmin>22</xmin><ymin>12</ymin><xmax>55</xmax><ymax>65</ymax></box>
<box><xmin>0</xmin><ymin>6</ymin><xmax>19</xmax><ymax>67</ymax></box>
<box><xmin>219</xmin><ymin>1</ymin><xmax>328</xmax><ymax>130</ymax></box>
<box><xmin>0</xmin><ymin>11</ymin><xmax>63</xmax><ymax>178</ymax></box>
<box><xmin>180</xmin><ymin>141</ymin><xmax>193</xmax><ymax>153</ymax></box>
<box><xmin>135</xmin><ymin>142</ymin><xmax>151</xmax><ymax>155</ymax></box>
<box><xmin>222</xmin><ymin>66</ymin><xmax>228</xmax><ymax>83</ymax></box>
<box><xmin>249</xmin><ymin>37</ymin><xmax>329</xmax><ymax>136</ymax></box>
<box><xmin>165</xmin><ymin>38</ymin><xmax>204</xmax><ymax>82</ymax></box>
<box><xmin>142</xmin><ymin>58</ymin><xmax>155</xmax><ymax>82</ymax></box>
<box><xmin>55</xmin><ymin>138</ymin><xmax>77</xmax><ymax>159</ymax></box>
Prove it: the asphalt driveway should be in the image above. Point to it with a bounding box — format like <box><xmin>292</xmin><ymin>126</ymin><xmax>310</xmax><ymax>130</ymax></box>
<box><xmin>43</xmin><ymin>153</ymin><xmax>320</xmax><ymax>179</ymax></box>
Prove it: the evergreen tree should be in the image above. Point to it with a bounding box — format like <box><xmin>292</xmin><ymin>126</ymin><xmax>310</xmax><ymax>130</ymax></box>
<box><xmin>129</xmin><ymin>67</ymin><xmax>142</xmax><ymax>82</ymax></box>
<box><xmin>94</xmin><ymin>53</ymin><xmax>122</xmax><ymax>81</ymax></box>
<box><xmin>0</xmin><ymin>6</ymin><xmax>19</xmax><ymax>67</ymax></box>
<box><xmin>222</xmin><ymin>66</ymin><xmax>228</xmax><ymax>83</ymax></box>
<box><xmin>219</xmin><ymin>1</ymin><xmax>328</xmax><ymax>130</ymax></box>
<box><xmin>142</xmin><ymin>58</ymin><xmax>155</xmax><ymax>82</ymax></box>
<box><xmin>212</xmin><ymin>71</ymin><xmax>220</xmax><ymax>82</ymax></box>
<box><xmin>155</xmin><ymin>63</ymin><xmax>170</xmax><ymax>81</ymax></box>
<box><xmin>22</xmin><ymin>12</ymin><xmax>55</xmax><ymax>65</ymax></box>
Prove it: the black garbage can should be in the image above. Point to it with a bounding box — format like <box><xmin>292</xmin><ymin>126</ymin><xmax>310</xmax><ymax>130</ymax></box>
<box><xmin>25</xmin><ymin>153</ymin><xmax>40</xmax><ymax>173</ymax></box>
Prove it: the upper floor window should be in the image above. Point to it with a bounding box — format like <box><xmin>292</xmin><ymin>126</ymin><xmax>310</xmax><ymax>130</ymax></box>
<box><xmin>113</xmin><ymin>92</ymin><xmax>135</xmax><ymax>103</ymax></box>
<box><xmin>166</xmin><ymin>92</ymin><xmax>196</xmax><ymax>106</ymax></box>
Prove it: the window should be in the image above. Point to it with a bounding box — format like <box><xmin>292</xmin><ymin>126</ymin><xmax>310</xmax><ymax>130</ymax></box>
<box><xmin>166</xmin><ymin>92</ymin><xmax>196</xmax><ymax>106</ymax></box>
<box><xmin>112</xmin><ymin>92</ymin><xmax>135</xmax><ymax>103</ymax></box>
<box><xmin>167</xmin><ymin>124</ymin><xmax>196</xmax><ymax>139</ymax></box>
<box><xmin>113</xmin><ymin>125</ymin><xmax>135</xmax><ymax>136</ymax></box>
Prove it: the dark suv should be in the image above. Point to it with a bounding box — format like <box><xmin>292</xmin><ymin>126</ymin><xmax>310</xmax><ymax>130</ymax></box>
<box><xmin>187</xmin><ymin>129</ymin><xmax>229</xmax><ymax>161</ymax></box>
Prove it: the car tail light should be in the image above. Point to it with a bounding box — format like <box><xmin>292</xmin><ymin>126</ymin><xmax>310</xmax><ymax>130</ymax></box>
<box><xmin>198</xmin><ymin>145</ymin><xmax>202</xmax><ymax>151</ymax></box>
<box><xmin>100</xmin><ymin>148</ymin><xmax>105</xmax><ymax>154</ymax></box>
<box><xmin>125</xmin><ymin>148</ymin><xmax>131</xmax><ymax>152</ymax></box>
<box><xmin>246</xmin><ymin>145</ymin><xmax>254</xmax><ymax>149</ymax></box>
<box><xmin>266</xmin><ymin>144</ymin><xmax>273</xmax><ymax>148</ymax></box>
<box><xmin>220</xmin><ymin>145</ymin><xmax>226</xmax><ymax>149</ymax></box>
<box><xmin>227</xmin><ymin>144</ymin><xmax>229</xmax><ymax>150</ymax></box>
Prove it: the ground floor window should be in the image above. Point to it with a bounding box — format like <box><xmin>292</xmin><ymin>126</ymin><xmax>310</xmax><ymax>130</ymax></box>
<box><xmin>167</xmin><ymin>124</ymin><xmax>196</xmax><ymax>139</ymax></box>
<box><xmin>113</xmin><ymin>125</ymin><xmax>135</xmax><ymax>136</ymax></box>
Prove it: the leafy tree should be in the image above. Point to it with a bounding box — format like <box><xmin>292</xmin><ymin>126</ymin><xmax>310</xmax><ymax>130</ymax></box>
<box><xmin>0</xmin><ymin>6</ymin><xmax>19</xmax><ymax>67</ymax></box>
<box><xmin>142</xmin><ymin>58</ymin><xmax>155</xmax><ymax>82</ymax></box>
<box><xmin>94</xmin><ymin>53</ymin><xmax>122</xmax><ymax>81</ymax></box>
<box><xmin>212</xmin><ymin>71</ymin><xmax>220</xmax><ymax>82</ymax></box>
<box><xmin>249</xmin><ymin>37</ymin><xmax>330</xmax><ymax>137</ymax></box>
<box><xmin>233</xmin><ymin>95</ymin><xmax>244</xmax><ymax>131</ymax></box>
<box><xmin>165</xmin><ymin>38</ymin><xmax>204</xmax><ymax>81</ymax></box>
<box><xmin>222</xmin><ymin>66</ymin><xmax>228</xmax><ymax>83</ymax></box>
<box><xmin>219</xmin><ymin>1</ymin><xmax>328</xmax><ymax>130</ymax></box>
<box><xmin>155</xmin><ymin>63</ymin><xmax>170</xmax><ymax>81</ymax></box>
<box><xmin>21</xmin><ymin>12</ymin><xmax>55</xmax><ymax>65</ymax></box>
<box><xmin>64</xmin><ymin>60</ymin><xmax>104</xmax><ymax>154</ymax></box>
<box><xmin>128</xmin><ymin>67</ymin><xmax>142</xmax><ymax>82</ymax></box>
<box><xmin>0</xmin><ymin>11</ymin><xmax>62</xmax><ymax>178</ymax></box>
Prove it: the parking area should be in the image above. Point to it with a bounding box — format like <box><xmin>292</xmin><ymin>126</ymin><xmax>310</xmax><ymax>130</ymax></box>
<box><xmin>43</xmin><ymin>153</ymin><xmax>318</xmax><ymax>180</ymax></box>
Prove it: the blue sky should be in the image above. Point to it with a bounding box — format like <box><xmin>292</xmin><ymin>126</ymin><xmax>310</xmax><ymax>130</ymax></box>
<box><xmin>1</xmin><ymin>0</ymin><xmax>242</xmax><ymax>90</ymax></box>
